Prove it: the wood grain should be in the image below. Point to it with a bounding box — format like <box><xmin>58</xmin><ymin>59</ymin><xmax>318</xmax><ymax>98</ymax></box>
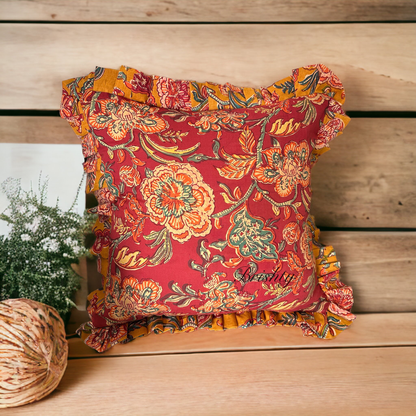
<box><xmin>0</xmin><ymin>117</ymin><xmax>79</xmax><ymax>144</ymax></box>
<box><xmin>1</xmin><ymin>0</ymin><xmax>415</xmax><ymax>22</ymax></box>
<box><xmin>2</xmin><ymin>347</ymin><xmax>415</xmax><ymax>416</ymax></box>
<box><xmin>320</xmin><ymin>231</ymin><xmax>416</xmax><ymax>313</ymax></box>
<box><xmin>311</xmin><ymin>118</ymin><xmax>416</xmax><ymax>228</ymax></box>
<box><xmin>0</xmin><ymin>24</ymin><xmax>415</xmax><ymax>110</ymax></box>
<box><xmin>2</xmin><ymin>117</ymin><xmax>415</xmax><ymax>227</ymax></box>
<box><xmin>67</xmin><ymin>312</ymin><xmax>416</xmax><ymax>358</ymax></box>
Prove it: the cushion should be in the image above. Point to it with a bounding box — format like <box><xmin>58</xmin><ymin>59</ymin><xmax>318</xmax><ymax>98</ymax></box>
<box><xmin>61</xmin><ymin>64</ymin><xmax>355</xmax><ymax>352</ymax></box>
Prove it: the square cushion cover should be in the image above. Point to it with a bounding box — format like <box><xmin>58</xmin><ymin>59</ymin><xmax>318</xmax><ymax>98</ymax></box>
<box><xmin>61</xmin><ymin>64</ymin><xmax>355</xmax><ymax>352</ymax></box>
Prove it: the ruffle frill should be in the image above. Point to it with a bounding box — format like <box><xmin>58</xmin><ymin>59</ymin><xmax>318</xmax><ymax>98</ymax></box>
<box><xmin>60</xmin><ymin>64</ymin><xmax>354</xmax><ymax>352</ymax></box>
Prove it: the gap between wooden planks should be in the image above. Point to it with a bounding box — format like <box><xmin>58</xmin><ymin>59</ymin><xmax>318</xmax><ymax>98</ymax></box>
<box><xmin>2</xmin><ymin>347</ymin><xmax>415</xmax><ymax>416</ymax></box>
<box><xmin>0</xmin><ymin>24</ymin><xmax>415</xmax><ymax>111</ymax></box>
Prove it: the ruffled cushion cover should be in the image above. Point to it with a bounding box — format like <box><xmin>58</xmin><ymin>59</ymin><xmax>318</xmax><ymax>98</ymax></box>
<box><xmin>61</xmin><ymin>64</ymin><xmax>355</xmax><ymax>352</ymax></box>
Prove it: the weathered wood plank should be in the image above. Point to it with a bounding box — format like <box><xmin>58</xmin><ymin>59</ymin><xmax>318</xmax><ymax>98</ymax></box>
<box><xmin>311</xmin><ymin>118</ymin><xmax>416</xmax><ymax>228</ymax></box>
<box><xmin>321</xmin><ymin>231</ymin><xmax>416</xmax><ymax>313</ymax></box>
<box><xmin>0</xmin><ymin>117</ymin><xmax>79</xmax><ymax>144</ymax></box>
<box><xmin>67</xmin><ymin>312</ymin><xmax>416</xmax><ymax>358</ymax></box>
<box><xmin>2</xmin><ymin>118</ymin><xmax>414</xmax><ymax>227</ymax></box>
<box><xmin>1</xmin><ymin>0</ymin><xmax>415</xmax><ymax>22</ymax></box>
<box><xmin>2</xmin><ymin>347</ymin><xmax>415</xmax><ymax>416</ymax></box>
<box><xmin>0</xmin><ymin>24</ymin><xmax>415</xmax><ymax>111</ymax></box>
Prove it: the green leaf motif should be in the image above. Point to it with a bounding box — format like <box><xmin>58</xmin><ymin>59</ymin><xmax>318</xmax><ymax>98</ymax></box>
<box><xmin>228</xmin><ymin>207</ymin><xmax>278</xmax><ymax>261</ymax></box>
<box><xmin>187</xmin><ymin>153</ymin><xmax>211</xmax><ymax>163</ymax></box>
<box><xmin>165</xmin><ymin>281</ymin><xmax>199</xmax><ymax>307</ymax></box>
<box><xmin>183</xmin><ymin>284</ymin><xmax>197</xmax><ymax>296</ymax></box>
<box><xmin>117</xmin><ymin>71</ymin><xmax>127</xmax><ymax>81</ymax></box>
<box><xmin>199</xmin><ymin>241</ymin><xmax>211</xmax><ymax>262</ymax></box>
<box><xmin>212</xmin><ymin>140</ymin><xmax>220</xmax><ymax>157</ymax></box>
<box><xmin>211</xmin><ymin>254</ymin><xmax>225</xmax><ymax>263</ymax></box>
<box><xmin>145</xmin><ymin>167</ymin><xmax>154</xmax><ymax>178</ymax></box>
<box><xmin>190</xmin><ymin>260</ymin><xmax>204</xmax><ymax>273</ymax></box>
<box><xmin>144</xmin><ymin>228</ymin><xmax>173</xmax><ymax>265</ymax></box>
<box><xmin>209</xmin><ymin>240</ymin><xmax>228</xmax><ymax>251</ymax></box>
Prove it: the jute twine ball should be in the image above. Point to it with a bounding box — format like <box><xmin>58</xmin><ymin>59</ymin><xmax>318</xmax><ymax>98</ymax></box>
<box><xmin>0</xmin><ymin>299</ymin><xmax>68</xmax><ymax>408</ymax></box>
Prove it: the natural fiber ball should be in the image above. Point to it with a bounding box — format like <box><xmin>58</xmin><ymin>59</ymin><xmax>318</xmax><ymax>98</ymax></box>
<box><xmin>0</xmin><ymin>299</ymin><xmax>68</xmax><ymax>408</ymax></box>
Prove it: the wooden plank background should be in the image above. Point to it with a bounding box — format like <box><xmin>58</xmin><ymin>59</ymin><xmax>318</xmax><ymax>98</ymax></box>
<box><xmin>311</xmin><ymin>119</ymin><xmax>416</xmax><ymax>228</ymax></box>
<box><xmin>0</xmin><ymin>24</ymin><xmax>416</xmax><ymax>111</ymax></box>
<box><xmin>2</xmin><ymin>347</ymin><xmax>416</xmax><ymax>416</ymax></box>
<box><xmin>320</xmin><ymin>231</ymin><xmax>416</xmax><ymax>312</ymax></box>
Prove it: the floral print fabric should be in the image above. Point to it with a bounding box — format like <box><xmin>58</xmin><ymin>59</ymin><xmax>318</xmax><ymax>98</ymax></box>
<box><xmin>61</xmin><ymin>64</ymin><xmax>354</xmax><ymax>352</ymax></box>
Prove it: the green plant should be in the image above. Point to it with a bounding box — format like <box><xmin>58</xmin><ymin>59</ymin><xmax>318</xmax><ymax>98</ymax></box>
<box><xmin>0</xmin><ymin>176</ymin><xmax>93</xmax><ymax>318</ymax></box>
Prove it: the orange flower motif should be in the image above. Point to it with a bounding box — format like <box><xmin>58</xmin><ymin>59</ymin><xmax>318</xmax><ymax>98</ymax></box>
<box><xmin>191</xmin><ymin>272</ymin><xmax>257</xmax><ymax>314</ymax></box>
<box><xmin>89</xmin><ymin>98</ymin><xmax>167</xmax><ymax>141</ymax></box>
<box><xmin>92</xmin><ymin>188</ymin><xmax>116</xmax><ymax>219</ymax></box>
<box><xmin>109</xmin><ymin>277</ymin><xmax>169</xmax><ymax>321</ymax></box>
<box><xmin>125</xmin><ymin>278</ymin><xmax>162</xmax><ymax>307</ymax></box>
<box><xmin>140</xmin><ymin>163</ymin><xmax>215</xmax><ymax>242</ymax></box>
<box><xmin>119</xmin><ymin>193</ymin><xmax>148</xmax><ymax>242</ymax></box>
<box><xmin>120</xmin><ymin>166</ymin><xmax>141</xmax><ymax>187</ymax></box>
<box><xmin>282</xmin><ymin>222</ymin><xmax>301</xmax><ymax>245</ymax></box>
<box><xmin>328</xmin><ymin>303</ymin><xmax>355</xmax><ymax>320</ymax></box>
<box><xmin>84</xmin><ymin>324</ymin><xmax>128</xmax><ymax>353</ymax></box>
<box><xmin>91</xmin><ymin>229</ymin><xmax>111</xmax><ymax>255</ymax></box>
<box><xmin>305</xmin><ymin>64</ymin><xmax>344</xmax><ymax>89</ymax></box>
<box><xmin>60</xmin><ymin>89</ymin><xmax>83</xmax><ymax>133</ymax></box>
<box><xmin>307</xmin><ymin>93</ymin><xmax>327</xmax><ymax>106</ymax></box>
<box><xmin>125</xmin><ymin>71</ymin><xmax>152</xmax><ymax>95</ymax></box>
<box><xmin>156</xmin><ymin>77</ymin><xmax>191</xmax><ymax>110</ymax></box>
<box><xmin>287</xmin><ymin>251</ymin><xmax>303</xmax><ymax>272</ymax></box>
<box><xmin>96</xmin><ymin>188</ymin><xmax>116</xmax><ymax>205</ymax></box>
<box><xmin>260</xmin><ymin>88</ymin><xmax>282</xmax><ymax>106</ymax></box>
<box><xmin>218</xmin><ymin>82</ymin><xmax>243</xmax><ymax>96</ymax></box>
<box><xmin>300</xmin><ymin>224</ymin><xmax>314</xmax><ymax>269</ymax></box>
<box><xmin>82</xmin><ymin>132</ymin><xmax>98</xmax><ymax>158</ymax></box>
<box><xmin>189</xmin><ymin>110</ymin><xmax>247</xmax><ymax>133</ymax></box>
<box><xmin>326</xmin><ymin>286</ymin><xmax>354</xmax><ymax>311</ymax></box>
<box><xmin>253</xmin><ymin>141</ymin><xmax>310</xmax><ymax>197</ymax></box>
<box><xmin>315</xmin><ymin>118</ymin><xmax>344</xmax><ymax>149</ymax></box>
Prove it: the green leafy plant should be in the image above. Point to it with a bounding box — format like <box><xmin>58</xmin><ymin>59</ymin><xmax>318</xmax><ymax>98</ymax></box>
<box><xmin>0</xmin><ymin>176</ymin><xmax>93</xmax><ymax>319</ymax></box>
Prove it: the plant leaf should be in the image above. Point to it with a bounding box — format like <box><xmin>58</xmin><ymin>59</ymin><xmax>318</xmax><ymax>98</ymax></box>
<box><xmin>217</xmin><ymin>149</ymin><xmax>256</xmax><ymax>180</ymax></box>
<box><xmin>269</xmin><ymin>118</ymin><xmax>301</xmax><ymax>136</ymax></box>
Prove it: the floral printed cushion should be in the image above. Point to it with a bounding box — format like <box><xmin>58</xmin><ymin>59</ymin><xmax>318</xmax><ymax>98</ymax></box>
<box><xmin>61</xmin><ymin>64</ymin><xmax>355</xmax><ymax>352</ymax></box>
